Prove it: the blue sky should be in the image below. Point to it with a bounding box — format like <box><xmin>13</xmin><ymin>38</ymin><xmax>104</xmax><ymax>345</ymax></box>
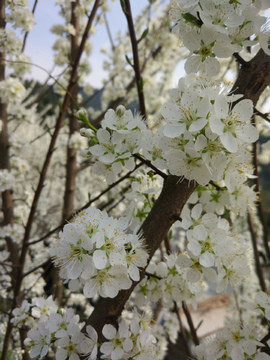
<box><xmin>17</xmin><ymin>0</ymin><xmax>176</xmax><ymax>88</ymax></box>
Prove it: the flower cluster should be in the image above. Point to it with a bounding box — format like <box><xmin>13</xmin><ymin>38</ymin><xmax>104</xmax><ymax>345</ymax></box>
<box><xmin>6</xmin><ymin>0</ymin><xmax>35</xmax><ymax>32</ymax></box>
<box><xmin>194</xmin><ymin>320</ymin><xmax>269</xmax><ymax>360</ymax></box>
<box><xmin>160</xmin><ymin>76</ymin><xmax>258</xmax><ymax>186</ymax></box>
<box><xmin>14</xmin><ymin>297</ymin><xmax>162</xmax><ymax>360</ymax></box>
<box><xmin>170</xmin><ymin>0</ymin><xmax>269</xmax><ymax>76</ymax></box>
<box><xmin>50</xmin><ymin>206</ymin><xmax>148</xmax><ymax>298</ymax></box>
<box><xmin>80</xmin><ymin>106</ymin><xmax>147</xmax><ymax>184</ymax></box>
<box><xmin>135</xmin><ymin>256</ymin><xmax>206</xmax><ymax>309</ymax></box>
<box><xmin>176</xmin><ymin>203</ymin><xmax>251</xmax><ymax>293</ymax></box>
<box><xmin>82</xmin><ymin>75</ymin><xmax>258</xmax><ymax>193</ymax></box>
<box><xmin>125</xmin><ymin>171</ymin><xmax>162</xmax><ymax>229</ymax></box>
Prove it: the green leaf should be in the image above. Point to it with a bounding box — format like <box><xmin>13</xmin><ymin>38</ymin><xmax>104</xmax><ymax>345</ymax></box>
<box><xmin>182</xmin><ymin>12</ymin><xmax>199</xmax><ymax>24</ymax></box>
<box><xmin>44</xmin><ymin>124</ymin><xmax>51</xmax><ymax>135</ymax></box>
<box><xmin>196</xmin><ymin>319</ymin><xmax>203</xmax><ymax>331</ymax></box>
<box><xmin>141</xmin><ymin>28</ymin><xmax>149</xmax><ymax>40</ymax></box>
<box><xmin>120</xmin><ymin>0</ymin><xmax>125</xmax><ymax>12</ymax></box>
<box><xmin>88</xmin><ymin>192</ymin><xmax>91</xmax><ymax>200</ymax></box>
<box><xmin>125</xmin><ymin>55</ymin><xmax>133</xmax><ymax>66</ymax></box>
<box><xmin>58</xmin><ymin>101</ymin><xmax>62</xmax><ymax>111</ymax></box>
<box><xmin>139</xmin><ymin>77</ymin><xmax>144</xmax><ymax>90</ymax></box>
<box><xmin>186</xmin><ymin>330</ymin><xmax>192</xmax><ymax>340</ymax></box>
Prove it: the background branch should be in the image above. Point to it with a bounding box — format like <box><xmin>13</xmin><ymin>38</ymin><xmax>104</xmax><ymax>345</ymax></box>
<box><xmin>123</xmin><ymin>0</ymin><xmax>146</xmax><ymax>119</ymax></box>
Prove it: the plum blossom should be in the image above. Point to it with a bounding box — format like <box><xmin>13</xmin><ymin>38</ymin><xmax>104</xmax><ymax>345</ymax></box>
<box><xmin>24</xmin><ymin>323</ymin><xmax>51</xmax><ymax>359</ymax></box>
<box><xmin>210</xmin><ymin>98</ymin><xmax>258</xmax><ymax>153</ymax></box>
<box><xmin>101</xmin><ymin>322</ymin><xmax>133</xmax><ymax>360</ymax></box>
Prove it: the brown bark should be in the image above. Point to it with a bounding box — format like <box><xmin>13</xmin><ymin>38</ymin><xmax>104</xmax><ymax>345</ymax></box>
<box><xmin>62</xmin><ymin>0</ymin><xmax>80</xmax><ymax>223</ymax></box>
<box><xmin>1</xmin><ymin>1</ymin><xmax>101</xmax><ymax>358</ymax></box>
<box><xmin>85</xmin><ymin>177</ymin><xmax>197</xmax><ymax>338</ymax></box>
<box><xmin>0</xmin><ymin>1</ymin><xmax>25</xmax><ymax>358</ymax></box>
<box><xmin>232</xmin><ymin>49</ymin><xmax>270</xmax><ymax>105</ymax></box>
<box><xmin>123</xmin><ymin>0</ymin><xmax>146</xmax><ymax>119</ymax></box>
<box><xmin>84</xmin><ymin>49</ymin><xmax>270</xmax><ymax>341</ymax></box>
<box><xmin>252</xmin><ymin>139</ymin><xmax>270</xmax><ymax>259</ymax></box>
<box><xmin>53</xmin><ymin>0</ymin><xmax>81</xmax><ymax>303</ymax></box>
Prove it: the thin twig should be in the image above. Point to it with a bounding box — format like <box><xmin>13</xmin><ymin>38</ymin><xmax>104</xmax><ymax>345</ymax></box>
<box><xmin>233</xmin><ymin>289</ymin><xmax>243</xmax><ymax>328</ymax></box>
<box><xmin>1</xmin><ymin>3</ymin><xmax>102</xmax><ymax>357</ymax></box>
<box><xmin>29</xmin><ymin>126</ymin><xmax>55</xmax><ymax>144</ymax></box>
<box><xmin>145</xmin><ymin>271</ymin><xmax>162</xmax><ymax>280</ymax></box>
<box><xmin>132</xmin><ymin>153</ymin><xmax>167</xmax><ymax>179</ymax></box>
<box><xmin>209</xmin><ymin>180</ymin><xmax>223</xmax><ymax>191</ymax></box>
<box><xmin>27</xmin><ymin>162</ymin><xmax>143</xmax><ymax>246</ymax></box>
<box><xmin>123</xmin><ymin>0</ymin><xmax>147</xmax><ymax>119</ymax></box>
<box><xmin>22</xmin><ymin>259</ymin><xmax>51</xmax><ymax>278</ymax></box>
<box><xmin>24</xmin><ymin>260</ymin><xmax>52</xmax><ymax>298</ymax></box>
<box><xmin>182</xmin><ymin>301</ymin><xmax>200</xmax><ymax>346</ymax></box>
<box><xmin>104</xmin><ymin>13</ymin><xmax>115</xmax><ymax>51</ymax></box>
<box><xmin>174</xmin><ymin>302</ymin><xmax>192</xmax><ymax>358</ymax></box>
<box><xmin>107</xmin><ymin>195</ymin><xmax>126</xmax><ymax>214</ymax></box>
<box><xmin>1</xmin><ymin>59</ymin><xmax>79</xmax><ymax>109</ymax></box>
<box><xmin>21</xmin><ymin>0</ymin><xmax>38</xmax><ymax>52</ymax></box>
<box><xmin>254</xmin><ymin>107</ymin><xmax>270</xmax><ymax>123</ymax></box>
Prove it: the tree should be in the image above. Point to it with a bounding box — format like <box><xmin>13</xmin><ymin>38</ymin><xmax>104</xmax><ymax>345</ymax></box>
<box><xmin>1</xmin><ymin>0</ymin><xmax>270</xmax><ymax>360</ymax></box>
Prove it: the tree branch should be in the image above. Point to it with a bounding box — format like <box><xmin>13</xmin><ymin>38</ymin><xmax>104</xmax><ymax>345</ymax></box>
<box><xmin>123</xmin><ymin>0</ymin><xmax>146</xmax><ymax>119</ymax></box>
<box><xmin>1</xmin><ymin>1</ymin><xmax>101</xmax><ymax>357</ymax></box>
<box><xmin>21</xmin><ymin>0</ymin><xmax>38</xmax><ymax>52</ymax></box>
<box><xmin>182</xmin><ymin>301</ymin><xmax>200</xmax><ymax>346</ymax></box>
<box><xmin>84</xmin><ymin>176</ymin><xmax>197</xmax><ymax>339</ymax></box>
<box><xmin>248</xmin><ymin>211</ymin><xmax>266</xmax><ymax>292</ymax></box>
<box><xmin>254</xmin><ymin>107</ymin><xmax>270</xmax><ymax>123</ymax></box>
<box><xmin>27</xmin><ymin>162</ymin><xmax>143</xmax><ymax>246</ymax></box>
<box><xmin>132</xmin><ymin>153</ymin><xmax>168</xmax><ymax>179</ymax></box>
<box><xmin>252</xmin><ymin>133</ymin><xmax>270</xmax><ymax>259</ymax></box>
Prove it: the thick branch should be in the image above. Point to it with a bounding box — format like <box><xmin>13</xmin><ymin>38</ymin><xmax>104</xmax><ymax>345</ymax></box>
<box><xmin>252</xmin><ymin>138</ymin><xmax>270</xmax><ymax>259</ymax></box>
<box><xmin>232</xmin><ymin>49</ymin><xmax>270</xmax><ymax>105</ymax></box>
<box><xmin>85</xmin><ymin>177</ymin><xmax>197</xmax><ymax>338</ymax></box>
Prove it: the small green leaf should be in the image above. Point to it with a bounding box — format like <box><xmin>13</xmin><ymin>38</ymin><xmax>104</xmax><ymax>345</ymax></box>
<box><xmin>125</xmin><ymin>55</ymin><xmax>132</xmax><ymax>66</ymax></box>
<box><xmin>186</xmin><ymin>330</ymin><xmax>192</xmax><ymax>340</ymax></box>
<box><xmin>182</xmin><ymin>12</ymin><xmax>199</xmax><ymax>23</ymax></box>
<box><xmin>139</xmin><ymin>77</ymin><xmax>144</xmax><ymax>90</ymax></box>
<box><xmin>58</xmin><ymin>101</ymin><xmax>62</xmax><ymax>111</ymax></box>
<box><xmin>196</xmin><ymin>320</ymin><xmax>203</xmax><ymax>331</ymax></box>
<box><xmin>120</xmin><ymin>0</ymin><xmax>125</xmax><ymax>12</ymax></box>
<box><xmin>141</xmin><ymin>28</ymin><xmax>149</xmax><ymax>40</ymax></box>
<box><xmin>88</xmin><ymin>192</ymin><xmax>91</xmax><ymax>200</ymax></box>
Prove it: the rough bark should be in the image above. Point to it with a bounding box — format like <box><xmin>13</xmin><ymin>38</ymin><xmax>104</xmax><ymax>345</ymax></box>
<box><xmin>232</xmin><ymin>49</ymin><xmax>270</xmax><ymax>105</ymax></box>
<box><xmin>62</xmin><ymin>0</ymin><xmax>80</xmax><ymax>223</ymax></box>
<box><xmin>1</xmin><ymin>1</ymin><xmax>101</xmax><ymax>358</ymax></box>
<box><xmin>0</xmin><ymin>1</ymin><xmax>24</xmax><ymax>358</ymax></box>
<box><xmin>53</xmin><ymin>0</ymin><xmax>80</xmax><ymax>303</ymax></box>
<box><xmin>84</xmin><ymin>50</ymin><xmax>270</xmax><ymax>340</ymax></box>
<box><xmin>85</xmin><ymin>177</ymin><xmax>197</xmax><ymax>338</ymax></box>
